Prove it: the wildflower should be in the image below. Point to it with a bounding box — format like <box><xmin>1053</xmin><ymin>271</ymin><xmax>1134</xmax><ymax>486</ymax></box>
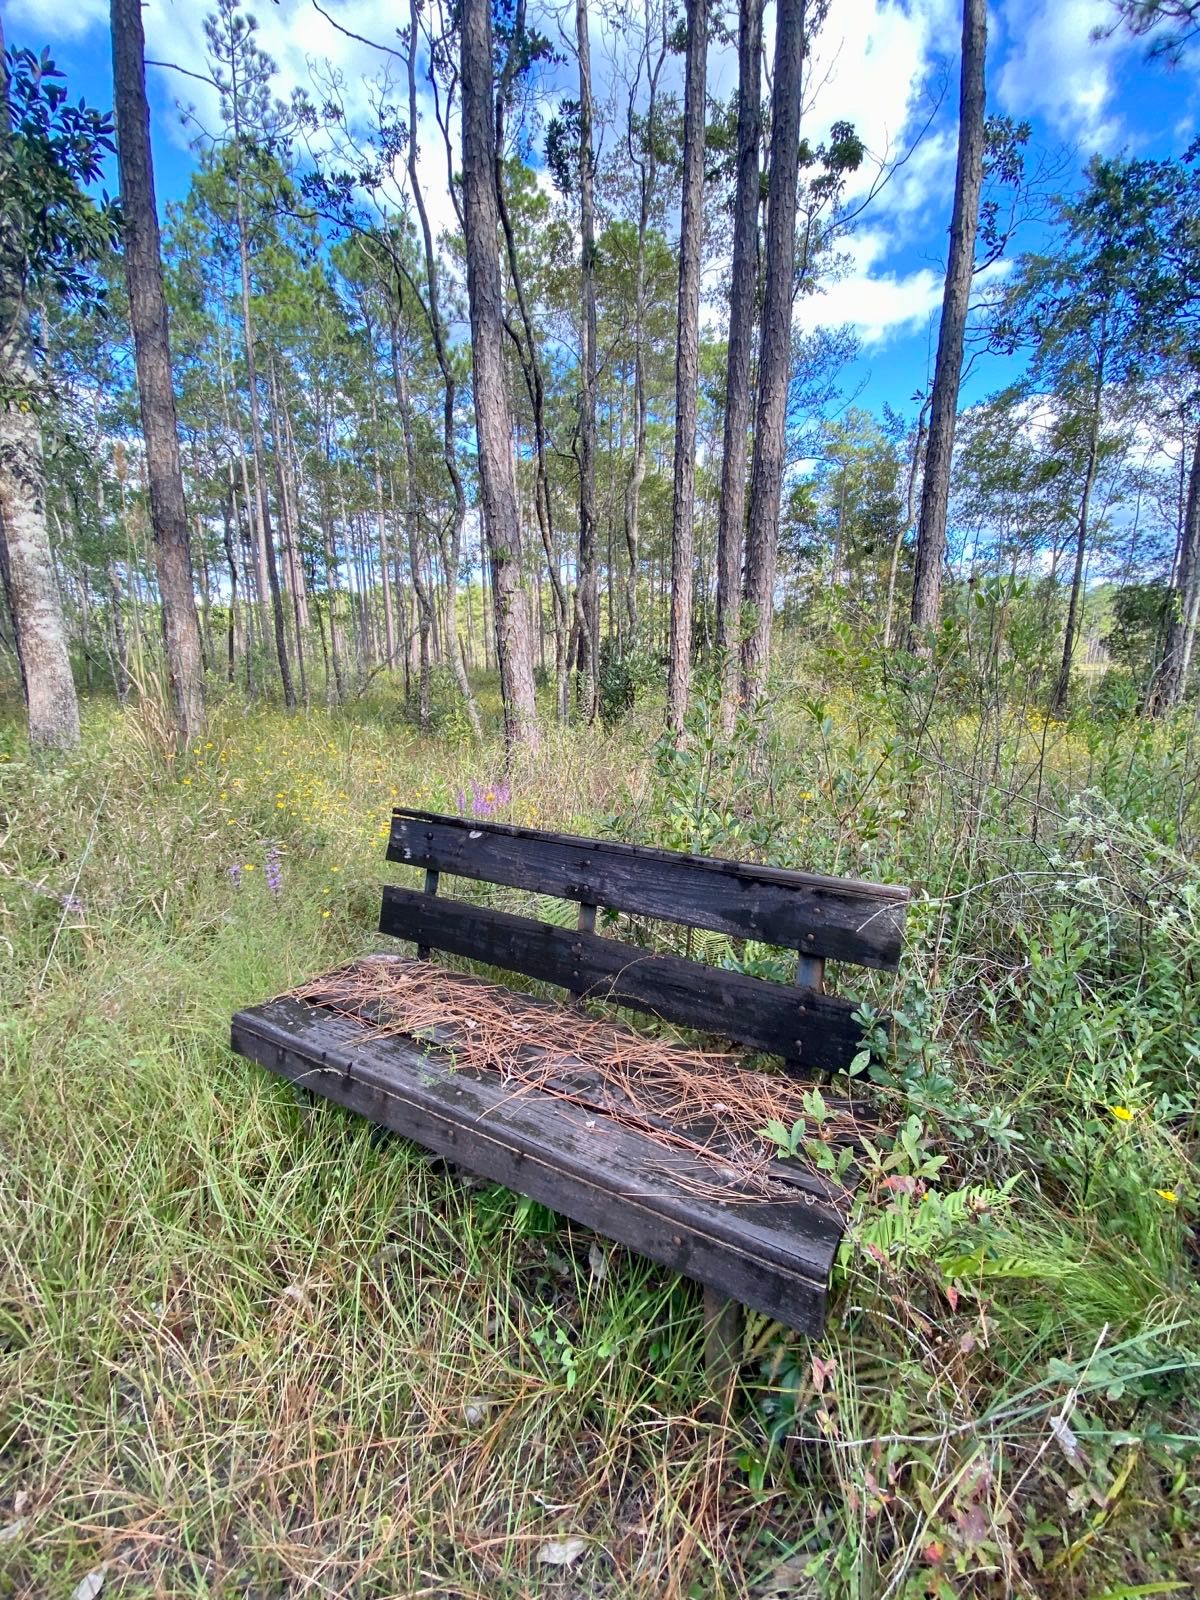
<box><xmin>1155</xmin><ymin>1189</ymin><xmax>1178</xmax><ymax>1205</ymax></box>
<box><xmin>321</xmin><ymin>909</ymin><xmax>331</xmax><ymax>919</ymax></box>
<box><xmin>228</xmin><ymin>864</ymin><xmax>242</xmax><ymax>888</ymax></box>
<box><xmin>243</xmin><ymin>863</ymin><xmax>256</xmax><ymax>872</ymax></box>
<box><xmin>468</xmin><ymin>778</ymin><xmax>511</xmax><ymax>817</ymax></box>
<box><xmin>1110</xmin><ymin>1105</ymin><xmax>1134</xmax><ymax>1122</ymax></box>
<box><xmin>265</xmin><ymin>845</ymin><xmax>283</xmax><ymax>898</ymax></box>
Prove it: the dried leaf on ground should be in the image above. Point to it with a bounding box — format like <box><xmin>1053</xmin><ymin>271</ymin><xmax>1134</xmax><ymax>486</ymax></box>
<box><xmin>72</xmin><ymin>1568</ymin><xmax>107</xmax><ymax>1600</ymax></box>
<box><xmin>537</xmin><ymin>1536</ymin><xmax>587</xmax><ymax>1566</ymax></box>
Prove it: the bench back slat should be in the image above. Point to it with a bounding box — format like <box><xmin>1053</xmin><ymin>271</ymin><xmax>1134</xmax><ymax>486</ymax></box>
<box><xmin>388</xmin><ymin>808</ymin><xmax>907</xmax><ymax>970</ymax></box>
<box><xmin>379</xmin><ymin>885</ymin><xmax>867</xmax><ymax>1071</ymax></box>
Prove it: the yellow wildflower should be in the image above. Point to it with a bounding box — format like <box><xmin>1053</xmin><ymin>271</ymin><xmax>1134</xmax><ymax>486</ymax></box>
<box><xmin>1155</xmin><ymin>1189</ymin><xmax>1178</xmax><ymax>1205</ymax></box>
<box><xmin>244</xmin><ymin>864</ymin><xmax>256</xmax><ymax>871</ymax></box>
<box><xmin>1110</xmin><ymin>1106</ymin><xmax>1134</xmax><ymax>1121</ymax></box>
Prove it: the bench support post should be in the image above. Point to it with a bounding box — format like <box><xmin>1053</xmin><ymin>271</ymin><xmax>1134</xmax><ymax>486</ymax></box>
<box><xmin>701</xmin><ymin>1285</ymin><xmax>742</xmax><ymax>1414</ymax></box>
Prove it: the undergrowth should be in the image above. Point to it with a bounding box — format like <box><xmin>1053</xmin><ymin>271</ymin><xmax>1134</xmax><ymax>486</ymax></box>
<box><xmin>1</xmin><ymin>675</ymin><xmax>1197</xmax><ymax>1598</ymax></box>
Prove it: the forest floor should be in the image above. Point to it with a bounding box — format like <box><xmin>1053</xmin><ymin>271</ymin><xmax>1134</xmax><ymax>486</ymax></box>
<box><xmin>1</xmin><ymin>671</ymin><xmax>1198</xmax><ymax>1599</ymax></box>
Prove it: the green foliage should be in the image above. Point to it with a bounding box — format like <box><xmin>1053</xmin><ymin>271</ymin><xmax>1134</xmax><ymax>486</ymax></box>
<box><xmin>0</xmin><ymin>43</ymin><xmax>119</xmax><ymax>399</ymax></box>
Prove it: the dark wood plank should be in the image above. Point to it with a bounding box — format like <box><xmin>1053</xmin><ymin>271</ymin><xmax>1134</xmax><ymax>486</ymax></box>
<box><xmin>378</xmin><ymin>885</ymin><xmax>866</xmax><ymax>1071</ymax></box>
<box><xmin>388</xmin><ymin>808</ymin><xmax>908</xmax><ymax>970</ymax></box>
<box><xmin>298</xmin><ymin>953</ymin><xmax>859</xmax><ymax>1207</ymax></box>
<box><xmin>231</xmin><ymin>996</ymin><xmax>842</xmax><ymax>1333</ymax></box>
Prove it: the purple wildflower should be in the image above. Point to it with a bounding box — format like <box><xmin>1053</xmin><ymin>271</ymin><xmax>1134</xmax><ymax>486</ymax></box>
<box><xmin>265</xmin><ymin>844</ymin><xmax>283</xmax><ymax>898</ymax></box>
<box><xmin>456</xmin><ymin>788</ymin><xmax>467</xmax><ymax>817</ymax></box>
<box><xmin>469</xmin><ymin>779</ymin><xmax>511</xmax><ymax>817</ymax></box>
<box><xmin>228</xmin><ymin>864</ymin><xmax>242</xmax><ymax>888</ymax></box>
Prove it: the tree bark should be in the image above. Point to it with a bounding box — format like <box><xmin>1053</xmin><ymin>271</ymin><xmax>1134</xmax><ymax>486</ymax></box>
<box><xmin>0</xmin><ymin>24</ymin><xmax>80</xmax><ymax>751</ymax></box>
<box><xmin>1149</xmin><ymin>423</ymin><xmax>1200</xmax><ymax>712</ymax></box>
<box><xmin>461</xmin><ymin>0</ymin><xmax>539</xmax><ymax>752</ymax></box>
<box><xmin>1053</xmin><ymin>330</ymin><xmax>1106</xmax><ymax>717</ymax></box>
<box><xmin>403</xmin><ymin>0</ymin><xmax>483</xmax><ymax>736</ymax></box>
<box><xmin>908</xmin><ymin>0</ymin><xmax>987</xmax><ymax>643</ymax></box>
<box><xmin>111</xmin><ymin>0</ymin><xmax>206</xmax><ymax>743</ymax></box>
<box><xmin>224</xmin><ymin>40</ymin><xmax>294</xmax><ymax>708</ymax></box>
<box><xmin>883</xmin><ymin>393</ymin><xmax>931</xmax><ymax>650</ymax></box>
<box><xmin>740</xmin><ymin>0</ymin><xmax>806</xmax><ymax>705</ymax></box>
<box><xmin>716</xmin><ymin>0</ymin><xmax>763</xmax><ymax>731</ymax></box>
<box><xmin>622</xmin><ymin>15</ymin><xmax>668</xmax><ymax>642</ymax></box>
<box><xmin>666</xmin><ymin>0</ymin><xmax>707</xmax><ymax>738</ymax></box>
<box><xmin>575</xmin><ymin>0</ymin><xmax>600</xmax><ymax>722</ymax></box>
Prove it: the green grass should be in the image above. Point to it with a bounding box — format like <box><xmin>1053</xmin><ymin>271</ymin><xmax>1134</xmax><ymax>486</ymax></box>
<box><xmin>1</xmin><ymin>679</ymin><xmax>1198</xmax><ymax>1597</ymax></box>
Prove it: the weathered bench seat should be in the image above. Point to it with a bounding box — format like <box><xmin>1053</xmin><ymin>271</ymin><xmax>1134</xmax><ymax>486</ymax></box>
<box><xmin>231</xmin><ymin>807</ymin><xmax>910</xmax><ymax>1338</ymax></box>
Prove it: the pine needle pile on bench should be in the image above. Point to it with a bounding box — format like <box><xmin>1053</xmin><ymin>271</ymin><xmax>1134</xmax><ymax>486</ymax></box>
<box><xmin>231</xmin><ymin>808</ymin><xmax>910</xmax><ymax>1340</ymax></box>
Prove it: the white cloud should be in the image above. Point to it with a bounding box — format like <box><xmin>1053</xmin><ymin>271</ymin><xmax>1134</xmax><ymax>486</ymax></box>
<box><xmin>6</xmin><ymin>0</ymin><xmax>107</xmax><ymax>41</ymax></box>
<box><xmin>788</xmin><ymin>0</ymin><xmax>958</xmax><ymax>347</ymax></box>
<box><xmin>796</xmin><ymin>229</ymin><xmax>942</xmax><ymax>347</ymax></box>
<box><xmin>803</xmin><ymin>0</ymin><xmax>957</xmax><ymax>199</ymax></box>
<box><xmin>996</xmin><ymin>0</ymin><xmax>1130</xmax><ymax>149</ymax></box>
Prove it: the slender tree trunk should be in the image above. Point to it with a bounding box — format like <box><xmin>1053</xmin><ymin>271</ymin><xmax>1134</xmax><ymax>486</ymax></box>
<box><xmin>107</xmin><ymin>560</ymin><xmax>130</xmax><ymax>702</ymax></box>
<box><xmin>1149</xmin><ymin>423</ymin><xmax>1200</xmax><ymax>713</ymax></box>
<box><xmin>716</xmin><ymin>0</ymin><xmax>762</xmax><ymax>731</ymax></box>
<box><xmin>225</xmin><ymin>55</ymin><xmax>293</xmax><ymax>706</ymax></box>
<box><xmin>883</xmin><ymin>394</ymin><xmax>931</xmax><ymax>650</ymax></box>
<box><xmin>220</xmin><ymin>490</ymin><xmax>239</xmax><ymax>683</ymax></box>
<box><xmin>402</xmin><ymin>0</ymin><xmax>483</xmax><ymax>737</ymax></box>
<box><xmin>666</xmin><ymin>0</ymin><xmax>707</xmax><ymax>738</ymax></box>
<box><xmin>908</xmin><ymin>0</ymin><xmax>987</xmax><ymax>642</ymax></box>
<box><xmin>574</xmin><ymin>0</ymin><xmax>601</xmax><ymax>721</ymax></box>
<box><xmin>0</xmin><ymin>59</ymin><xmax>79</xmax><ymax>747</ymax></box>
<box><xmin>740</xmin><ymin>0</ymin><xmax>806</xmax><ymax>705</ymax></box>
<box><xmin>624</xmin><ymin>11</ymin><xmax>668</xmax><ymax>642</ymax></box>
<box><xmin>1053</xmin><ymin>337</ymin><xmax>1106</xmax><ymax>717</ymax></box>
<box><xmin>461</xmin><ymin>0</ymin><xmax>539</xmax><ymax>752</ymax></box>
<box><xmin>390</xmin><ymin>326</ymin><xmax>435</xmax><ymax>726</ymax></box>
<box><xmin>319</xmin><ymin>493</ymin><xmax>347</xmax><ymax>705</ymax></box>
<box><xmin>111</xmin><ymin>0</ymin><xmax>206</xmax><ymax>742</ymax></box>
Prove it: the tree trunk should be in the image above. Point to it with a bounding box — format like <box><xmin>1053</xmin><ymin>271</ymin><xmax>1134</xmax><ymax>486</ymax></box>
<box><xmin>112</xmin><ymin>0</ymin><xmax>206</xmax><ymax>742</ymax></box>
<box><xmin>666</xmin><ymin>0</ymin><xmax>707</xmax><ymax>738</ymax></box>
<box><xmin>623</xmin><ymin>15</ymin><xmax>669</xmax><ymax>643</ymax></box>
<box><xmin>0</xmin><ymin>40</ymin><xmax>79</xmax><ymax>750</ymax></box>
<box><xmin>461</xmin><ymin>0</ymin><xmax>539</xmax><ymax>752</ymax></box>
<box><xmin>908</xmin><ymin>0</ymin><xmax>987</xmax><ymax>642</ymax></box>
<box><xmin>575</xmin><ymin>0</ymin><xmax>600</xmax><ymax>722</ymax></box>
<box><xmin>226</xmin><ymin>46</ymin><xmax>294</xmax><ymax>707</ymax></box>
<box><xmin>1053</xmin><ymin>335</ymin><xmax>1106</xmax><ymax>717</ymax></box>
<box><xmin>402</xmin><ymin>0</ymin><xmax>483</xmax><ymax>738</ymax></box>
<box><xmin>389</xmin><ymin>323</ymin><xmax>436</xmax><ymax>727</ymax></box>
<box><xmin>1149</xmin><ymin>423</ymin><xmax>1200</xmax><ymax>713</ymax></box>
<box><xmin>740</xmin><ymin>0</ymin><xmax>806</xmax><ymax>706</ymax></box>
<box><xmin>716</xmin><ymin>0</ymin><xmax>763</xmax><ymax>731</ymax></box>
<box><xmin>219</xmin><ymin>490</ymin><xmax>239</xmax><ymax>683</ymax></box>
<box><xmin>319</xmin><ymin>492</ymin><xmax>347</xmax><ymax>705</ymax></box>
<box><xmin>883</xmin><ymin>394</ymin><xmax>931</xmax><ymax>650</ymax></box>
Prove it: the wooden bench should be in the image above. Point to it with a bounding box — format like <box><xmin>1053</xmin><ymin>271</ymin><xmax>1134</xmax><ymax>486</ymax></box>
<box><xmin>232</xmin><ymin>807</ymin><xmax>909</xmax><ymax>1353</ymax></box>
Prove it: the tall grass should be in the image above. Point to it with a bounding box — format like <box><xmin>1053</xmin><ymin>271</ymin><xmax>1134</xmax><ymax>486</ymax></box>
<box><xmin>1</xmin><ymin>678</ymin><xmax>1197</xmax><ymax>1598</ymax></box>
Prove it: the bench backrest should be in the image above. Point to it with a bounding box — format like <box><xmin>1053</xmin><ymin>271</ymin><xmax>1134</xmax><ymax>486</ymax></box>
<box><xmin>381</xmin><ymin>807</ymin><xmax>909</xmax><ymax>1075</ymax></box>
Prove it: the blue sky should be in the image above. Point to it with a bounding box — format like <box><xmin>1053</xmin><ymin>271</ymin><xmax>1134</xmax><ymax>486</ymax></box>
<box><xmin>7</xmin><ymin>0</ymin><xmax>1198</xmax><ymax>426</ymax></box>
